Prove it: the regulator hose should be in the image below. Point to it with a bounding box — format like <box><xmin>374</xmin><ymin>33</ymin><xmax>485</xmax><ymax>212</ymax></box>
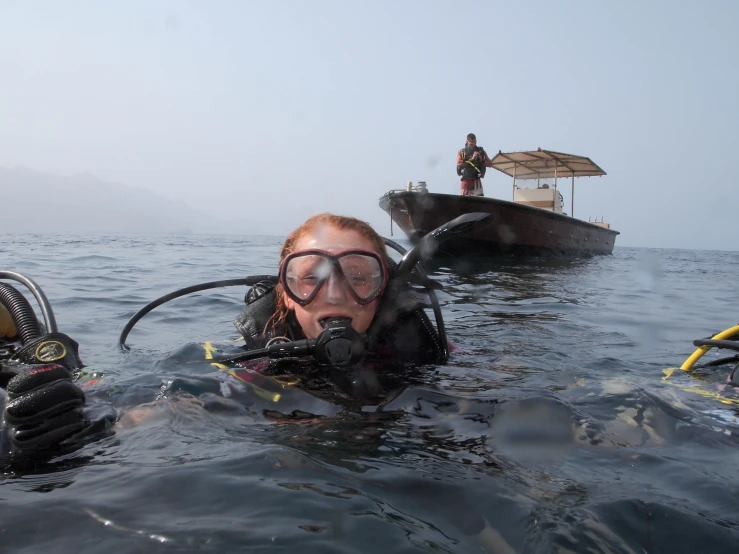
<box><xmin>0</xmin><ymin>282</ymin><xmax>44</xmax><ymax>345</ymax></box>
<box><xmin>383</xmin><ymin>237</ymin><xmax>448</xmax><ymax>361</ymax></box>
<box><xmin>118</xmin><ymin>276</ymin><xmax>276</xmax><ymax>350</ymax></box>
<box><xmin>0</xmin><ymin>270</ymin><xmax>58</xmax><ymax>335</ymax></box>
<box><xmin>691</xmin><ymin>339</ymin><xmax>739</xmax><ymax>352</ymax></box>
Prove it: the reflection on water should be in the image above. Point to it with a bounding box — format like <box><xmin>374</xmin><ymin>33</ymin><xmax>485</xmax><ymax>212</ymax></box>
<box><xmin>2</xmin><ymin>236</ymin><xmax>739</xmax><ymax>553</ymax></box>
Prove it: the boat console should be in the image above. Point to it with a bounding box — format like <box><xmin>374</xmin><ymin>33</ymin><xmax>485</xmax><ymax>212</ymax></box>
<box><xmin>512</xmin><ymin>186</ymin><xmax>565</xmax><ymax>215</ymax></box>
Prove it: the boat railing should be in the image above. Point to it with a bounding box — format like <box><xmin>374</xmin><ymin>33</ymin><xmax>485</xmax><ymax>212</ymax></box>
<box><xmin>386</xmin><ymin>181</ymin><xmax>429</xmax><ymax>194</ymax></box>
<box><xmin>588</xmin><ymin>215</ymin><xmax>611</xmax><ymax>229</ymax></box>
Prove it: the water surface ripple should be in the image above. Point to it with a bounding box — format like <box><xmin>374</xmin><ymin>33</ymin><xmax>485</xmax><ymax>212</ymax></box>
<box><xmin>1</xmin><ymin>233</ymin><xmax>738</xmax><ymax>553</ymax></box>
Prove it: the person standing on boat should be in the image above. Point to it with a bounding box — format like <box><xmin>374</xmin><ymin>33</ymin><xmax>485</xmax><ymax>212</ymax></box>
<box><xmin>456</xmin><ymin>133</ymin><xmax>493</xmax><ymax>197</ymax></box>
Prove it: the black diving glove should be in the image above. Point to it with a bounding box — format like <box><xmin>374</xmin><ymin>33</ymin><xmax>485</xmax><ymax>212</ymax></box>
<box><xmin>2</xmin><ymin>362</ymin><xmax>88</xmax><ymax>453</ymax></box>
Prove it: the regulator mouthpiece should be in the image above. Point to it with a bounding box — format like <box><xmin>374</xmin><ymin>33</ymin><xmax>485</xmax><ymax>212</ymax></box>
<box><xmin>314</xmin><ymin>317</ymin><xmax>365</xmax><ymax>367</ymax></box>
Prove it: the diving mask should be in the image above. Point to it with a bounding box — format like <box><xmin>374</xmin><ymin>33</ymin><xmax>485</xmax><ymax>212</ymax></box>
<box><xmin>279</xmin><ymin>249</ymin><xmax>389</xmax><ymax>306</ymax></box>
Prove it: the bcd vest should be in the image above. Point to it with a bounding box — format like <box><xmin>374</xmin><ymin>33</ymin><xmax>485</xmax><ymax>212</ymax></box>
<box><xmin>457</xmin><ymin>145</ymin><xmax>487</xmax><ymax>180</ymax></box>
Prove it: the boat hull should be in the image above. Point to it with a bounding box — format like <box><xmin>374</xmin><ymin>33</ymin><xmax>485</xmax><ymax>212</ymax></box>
<box><xmin>379</xmin><ymin>191</ymin><xmax>619</xmax><ymax>258</ymax></box>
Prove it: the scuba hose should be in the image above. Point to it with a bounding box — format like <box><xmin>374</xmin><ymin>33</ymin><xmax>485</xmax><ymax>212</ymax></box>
<box><xmin>213</xmin><ymin>316</ymin><xmax>365</xmax><ymax>367</ymax></box>
<box><xmin>0</xmin><ymin>270</ymin><xmax>58</xmax><ymax>340</ymax></box>
<box><xmin>0</xmin><ymin>283</ymin><xmax>44</xmax><ymax>344</ymax></box>
<box><xmin>366</xmin><ymin>212</ymin><xmax>492</xmax><ymax>360</ymax></box>
<box><xmin>117</xmin><ymin>276</ymin><xmax>275</xmax><ymax>351</ymax></box>
<box><xmin>378</xmin><ymin>236</ymin><xmax>448</xmax><ymax>359</ymax></box>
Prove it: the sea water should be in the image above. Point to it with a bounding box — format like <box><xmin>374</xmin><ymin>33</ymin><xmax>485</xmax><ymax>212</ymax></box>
<box><xmin>1</xmin><ymin>233</ymin><xmax>738</xmax><ymax>553</ymax></box>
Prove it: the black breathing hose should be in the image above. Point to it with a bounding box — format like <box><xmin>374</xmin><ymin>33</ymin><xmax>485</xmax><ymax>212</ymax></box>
<box><xmin>118</xmin><ymin>276</ymin><xmax>276</xmax><ymax>350</ymax></box>
<box><xmin>373</xmin><ymin>237</ymin><xmax>449</xmax><ymax>361</ymax></box>
<box><xmin>0</xmin><ymin>270</ymin><xmax>58</xmax><ymax>335</ymax></box>
<box><xmin>0</xmin><ymin>282</ymin><xmax>44</xmax><ymax>344</ymax></box>
<box><xmin>692</xmin><ymin>339</ymin><xmax>739</xmax><ymax>352</ymax></box>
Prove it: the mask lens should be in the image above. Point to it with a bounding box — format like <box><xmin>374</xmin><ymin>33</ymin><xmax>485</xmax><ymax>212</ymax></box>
<box><xmin>338</xmin><ymin>254</ymin><xmax>384</xmax><ymax>301</ymax></box>
<box><xmin>284</xmin><ymin>254</ymin><xmax>334</xmax><ymax>301</ymax></box>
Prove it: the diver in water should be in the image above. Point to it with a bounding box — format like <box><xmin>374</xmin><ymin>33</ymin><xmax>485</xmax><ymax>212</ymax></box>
<box><xmin>230</xmin><ymin>212</ymin><xmax>449</xmax><ymax>368</ymax></box>
<box><xmin>139</xmin><ymin>212</ymin><xmax>457</xmax><ymax>410</ymax></box>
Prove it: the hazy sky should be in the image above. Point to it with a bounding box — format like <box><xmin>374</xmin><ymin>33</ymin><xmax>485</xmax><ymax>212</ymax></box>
<box><xmin>1</xmin><ymin>1</ymin><xmax>737</xmax><ymax>250</ymax></box>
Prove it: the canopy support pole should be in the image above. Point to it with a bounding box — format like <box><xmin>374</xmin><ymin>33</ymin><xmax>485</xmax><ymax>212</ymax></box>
<box><xmin>512</xmin><ymin>163</ymin><xmax>517</xmax><ymax>200</ymax></box>
<box><xmin>571</xmin><ymin>175</ymin><xmax>575</xmax><ymax>218</ymax></box>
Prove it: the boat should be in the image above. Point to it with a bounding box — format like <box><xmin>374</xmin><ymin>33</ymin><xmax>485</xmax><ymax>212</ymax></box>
<box><xmin>378</xmin><ymin>148</ymin><xmax>620</xmax><ymax>258</ymax></box>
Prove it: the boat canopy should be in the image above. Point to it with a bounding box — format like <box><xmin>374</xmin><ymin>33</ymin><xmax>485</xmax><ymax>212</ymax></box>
<box><xmin>489</xmin><ymin>149</ymin><xmax>606</xmax><ymax>180</ymax></box>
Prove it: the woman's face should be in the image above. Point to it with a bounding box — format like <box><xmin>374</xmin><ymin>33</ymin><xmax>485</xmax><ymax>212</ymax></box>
<box><xmin>283</xmin><ymin>225</ymin><xmax>383</xmax><ymax>339</ymax></box>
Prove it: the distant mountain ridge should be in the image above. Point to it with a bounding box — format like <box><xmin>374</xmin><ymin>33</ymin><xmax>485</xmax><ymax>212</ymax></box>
<box><xmin>0</xmin><ymin>166</ymin><xmax>217</xmax><ymax>235</ymax></box>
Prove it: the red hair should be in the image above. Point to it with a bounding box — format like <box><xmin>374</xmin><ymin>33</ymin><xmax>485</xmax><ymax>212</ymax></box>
<box><xmin>265</xmin><ymin>213</ymin><xmax>388</xmax><ymax>335</ymax></box>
